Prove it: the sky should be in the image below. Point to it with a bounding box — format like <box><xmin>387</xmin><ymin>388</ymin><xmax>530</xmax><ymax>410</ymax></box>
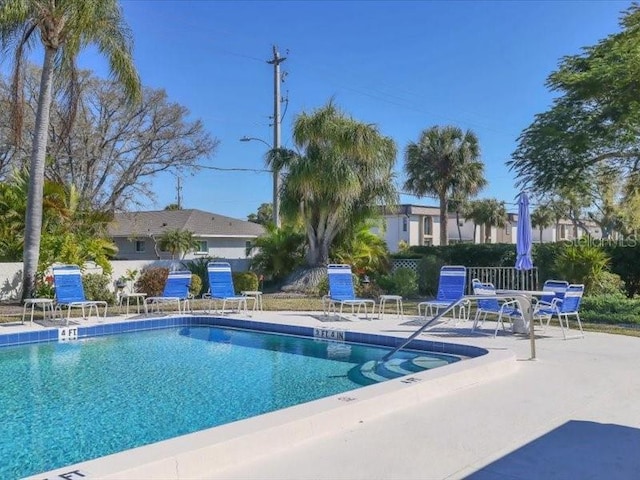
<box><xmin>79</xmin><ymin>0</ymin><xmax>630</xmax><ymax>219</ymax></box>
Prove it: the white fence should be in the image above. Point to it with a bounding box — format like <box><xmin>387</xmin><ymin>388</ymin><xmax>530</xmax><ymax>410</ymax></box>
<box><xmin>0</xmin><ymin>258</ymin><xmax>251</xmax><ymax>302</ymax></box>
<box><xmin>391</xmin><ymin>259</ymin><xmax>539</xmax><ymax>293</ymax></box>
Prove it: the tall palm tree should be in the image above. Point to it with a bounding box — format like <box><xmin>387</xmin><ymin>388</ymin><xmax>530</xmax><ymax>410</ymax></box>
<box><xmin>531</xmin><ymin>205</ymin><xmax>554</xmax><ymax>243</ymax></box>
<box><xmin>269</xmin><ymin>101</ymin><xmax>398</xmax><ymax>267</ymax></box>
<box><xmin>0</xmin><ymin>0</ymin><xmax>141</xmax><ymax>297</ymax></box>
<box><xmin>449</xmin><ymin>160</ymin><xmax>487</xmax><ymax>241</ymax></box>
<box><xmin>404</xmin><ymin>125</ymin><xmax>484</xmax><ymax>245</ymax></box>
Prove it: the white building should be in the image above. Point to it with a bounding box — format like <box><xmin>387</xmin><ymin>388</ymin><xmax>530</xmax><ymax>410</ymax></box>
<box><xmin>378</xmin><ymin>204</ymin><xmax>602</xmax><ymax>252</ymax></box>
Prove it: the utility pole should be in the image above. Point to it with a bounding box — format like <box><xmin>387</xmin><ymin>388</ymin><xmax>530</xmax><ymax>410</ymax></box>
<box><xmin>267</xmin><ymin>45</ymin><xmax>286</xmax><ymax>227</ymax></box>
<box><xmin>176</xmin><ymin>176</ymin><xmax>182</xmax><ymax>209</ymax></box>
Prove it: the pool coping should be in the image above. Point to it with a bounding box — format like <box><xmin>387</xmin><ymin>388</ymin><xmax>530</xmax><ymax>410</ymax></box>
<box><xmin>15</xmin><ymin>316</ymin><xmax>517</xmax><ymax>480</ymax></box>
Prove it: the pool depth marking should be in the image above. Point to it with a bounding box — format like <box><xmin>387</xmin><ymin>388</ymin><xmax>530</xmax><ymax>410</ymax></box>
<box><xmin>313</xmin><ymin>326</ymin><xmax>346</xmax><ymax>341</ymax></box>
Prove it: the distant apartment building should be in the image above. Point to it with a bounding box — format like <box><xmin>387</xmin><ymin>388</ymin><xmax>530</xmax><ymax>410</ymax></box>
<box><xmin>377</xmin><ymin>204</ymin><xmax>602</xmax><ymax>253</ymax></box>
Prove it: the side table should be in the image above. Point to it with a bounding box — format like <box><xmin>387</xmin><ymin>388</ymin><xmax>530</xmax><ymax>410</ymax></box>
<box><xmin>22</xmin><ymin>298</ymin><xmax>55</xmax><ymax>324</ymax></box>
<box><xmin>121</xmin><ymin>292</ymin><xmax>148</xmax><ymax>316</ymax></box>
<box><xmin>241</xmin><ymin>291</ymin><xmax>263</xmax><ymax>311</ymax></box>
<box><xmin>378</xmin><ymin>295</ymin><xmax>404</xmax><ymax>320</ymax></box>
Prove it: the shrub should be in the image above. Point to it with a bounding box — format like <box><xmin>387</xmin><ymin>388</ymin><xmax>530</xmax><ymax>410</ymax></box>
<box><xmin>417</xmin><ymin>255</ymin><xmax>445</xmax><ymax>295</ymax></box>
<box><xmin>581</xmin><ymin>294</ymin><xmax>640</xmax><ymax>325</ymax></box>
<box><xmin>589</xmin><ymin>271</ymin><xmax>625</xmax><ymax>296</ymax></box>
<box><xmin>136</xmin><ymin>267</ymin><xmax>169</xmax><ymax>296</ymax></box>
<box><xmin>607</xmin><ymin>244</ymin><xmax>640</xmax><ymax>297</ymax></box>
<box><xmin>554</xmin><ymin>244</ymin><xmax>610</xmax><ymax>293</ymax></box>
<box><xmin>83</xmin><ymin>273</ymin><xmax>116</xmax><ymax>305</ymax></box>
<box><xmin>376</xmin><ymin>267</ymin><xmax>418</xmax><ymax>297</ymax></box>
<box><xmin>189</xmin><ymin>274</ymin><xmax>202</xmax><ymax>297</ymax></box>
<box><xmin>392</xmin><ymin>268</ymin><xmax>418</xmax><ymax>297</ymax></box>
<box><xmin>33</xmin><ymin>271</ymin><xmax>55</xmax><ymax>299</ymax></box>
<box><xmin>233</xmin><ymin>271</ymin><xmax>259</xmax><ymax>293</ymax></box>
<box><xmin>355</xmin><ymin>278</ymin><xmax>384</xmax><ymax>299</ymax></box>
<box><xmin>183</xmin><ymin>257</ymin><xmax>213</xmax><ymax>294</ymax></box>
<box><xmin>317</xmin><ymin>275</ymin><xmax>329</xmax><ymax>296</ymax></box>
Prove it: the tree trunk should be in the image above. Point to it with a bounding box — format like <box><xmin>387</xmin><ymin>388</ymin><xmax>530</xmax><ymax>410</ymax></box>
<box><xmin>539</xmin><ymin>227</ymin><xmax>543</xmax><ymax>243</ymax></box>
<box><xmin>22</xmin><ymin>47</ymin><xmax>56</xmax><ymax>299</ymax></box>
<box><xmin>456</xmin><ymin>210</ymin><xmax>462</xmax><ymax>241</ymax></box>
<box><xmin>439</xmin><ymin>192</ymin><xmax>448</xmax><ymax>246</ymax></box>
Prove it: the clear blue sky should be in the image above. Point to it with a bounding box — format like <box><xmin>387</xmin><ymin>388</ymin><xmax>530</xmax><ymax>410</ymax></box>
<box><xmin>86</xmin><ymin>0</ymin><xmax>629</xmax><ymax>218</ymax></box>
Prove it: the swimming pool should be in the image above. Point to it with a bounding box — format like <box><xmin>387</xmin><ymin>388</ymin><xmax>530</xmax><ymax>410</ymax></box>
<box><xmin>0</xmin><ymin>319</ymin><xmax>471</xmax><ymax>479</ymax></box>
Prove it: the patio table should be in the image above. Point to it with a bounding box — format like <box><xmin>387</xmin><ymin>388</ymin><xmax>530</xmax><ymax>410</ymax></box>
<box><xmin>496</xmin><ymin>289</ymin><xmax>547</xmax><ymax>334</ymax></box>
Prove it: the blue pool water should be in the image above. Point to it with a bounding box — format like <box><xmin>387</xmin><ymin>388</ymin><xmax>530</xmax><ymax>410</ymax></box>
<box><xmin>0</xmin><ymin>326</ymin><xmax>460</xmax><ymax>478</ymax></box>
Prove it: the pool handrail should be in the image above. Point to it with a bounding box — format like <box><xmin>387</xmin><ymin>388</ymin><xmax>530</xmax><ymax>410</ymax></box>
<box><xmin>382</xmin><ymin>293</ymin><xmax>538</xmax><ymax>362</ymax></box>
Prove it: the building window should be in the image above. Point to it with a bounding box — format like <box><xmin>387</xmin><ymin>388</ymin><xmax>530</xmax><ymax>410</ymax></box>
<box><xmin>423</xmin><ymin>217</ymin><xmax>433</xmax><ymax>236</ymax></box>
<box><xmin>195</xmin><ymin>240</ymin><xmax>208</xmax><ymax>253</ymax></box>
<box><xmin>402</xmin><ymin>217</ymin><xmax>408</xmax><ymax>232</ymax></box>
<box><xmin>424</xmin><ymin>238</ymin><xmax>433</xmax><ymax>246</ymax></box>
<box><xmin>559</xmin><ymin>224</ymin><xmax>567</xmax><ymax>239</ymax></box>
<box><xmin>135</xmin><ymin>240</ymin><xmax>145</xmax><ymax>253</ymax></box>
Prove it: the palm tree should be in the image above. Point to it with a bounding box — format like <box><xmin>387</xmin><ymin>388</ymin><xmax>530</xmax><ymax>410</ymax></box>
<box><xmin>269</xmin><ymin>101</ymin><xmax>397</xmax><ymax>267</ymax></box>
<box><xmin>157</xmin><ymin>229</ymin><xmax>198</xmax><ymax>260</ymax></box>
<box><xmin>247</xmin><ymin>224</ymin><xmax>306</xmax><ymax>282</ymax></box>
<box><xmin>404</xmin><ymin>125</ymin><xmax>484</xmax><ymax>245</ymax></box>
<box><xmin>449</xmin><ymin>161</ymin><xmax>487</xmax><ymax>241</ymax></box>
<box><xmin>531</xmin><ymin>205</ymin><xmax>554</xmax><ymax>243</ymax></box>
<box><xmin>465</xmin><ymin>198</ymin><xmax>508</xmax><ymax>243</ymax></box>
<box><xmin>331</xmin><ymin>220</ymin><xmax>390</xmax><ymax>276</ymax></box>
<box><xmin>1</xmin><ymin>0</ymin><xmax>141</xmax><ymax>297</ymax></box>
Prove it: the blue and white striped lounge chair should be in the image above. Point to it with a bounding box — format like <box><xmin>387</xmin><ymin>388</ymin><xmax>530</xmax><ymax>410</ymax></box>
<box><xmin>418</xmin><ymin>266</ymin><xmax>468</xmax><ymax>323</ymax></box>
<box><xmin>52</xmin><ymin>265</ymin><xmax>108</xmax><ymax>325</ymax></box>
<box><xmin>326</xmin><ymin>264</ymin><xmax>376</xmax><ymax>319</ymax></box>
<box><xmin>205</xmin><ymin>262</ymin><xmax>248</xmax><ymax>315</ymax></box>
<box><xmin>534</xmin><ymin>283</ymin><xmax>585</xmax><ymax>339</ymax></box>
<box><xmin>144</xmin><ymin>270</ymin><xmax>191</xmax><ymax>314</ymax></box>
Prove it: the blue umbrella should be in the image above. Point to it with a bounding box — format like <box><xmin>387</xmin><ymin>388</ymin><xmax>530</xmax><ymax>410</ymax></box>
<box><xmin>515</xmin><ymin>191</ymin><xmax>534</xmax><ymax>271</ymax></box>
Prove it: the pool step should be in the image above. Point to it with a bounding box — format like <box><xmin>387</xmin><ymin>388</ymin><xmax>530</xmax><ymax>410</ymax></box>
<box><xmin>348</xmin><ymin>355</ymin><xmax>447</xmax><ymax>386</ymax></box>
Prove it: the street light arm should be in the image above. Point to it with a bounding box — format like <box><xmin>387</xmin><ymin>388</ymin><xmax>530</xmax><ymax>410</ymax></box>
<box><xmin>239</xmin><ymin>136</ymin><xmax>272</xmax><ymax>148</ymax></box>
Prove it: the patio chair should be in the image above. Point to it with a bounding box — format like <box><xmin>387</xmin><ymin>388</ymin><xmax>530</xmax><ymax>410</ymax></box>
<box><xmin>418</xmin><ymin>266</ymin><xmax>468</xmax><ymax>323</ymax></box>
<box><xmin>471</xmin><ymin>279</ymin><xmax>521</xmax><ymax>337</ymax></box>
<box><xmin>533</xmin><ymin>279</ymin><xmax>569</xmax><ymax>327</ymax></box>
<box><xmin>52</xmin><ymin>265</ymin><xmax>108</xmax><ymax>325</ymax></box>
<box><xmin>534</xmin><ymin>283</ymin><xmax>585</xmax><ymax>339</ymax></box>
<box><xmin>326</xmin><ymin>264</ymin><xmax>376</xmax><ymax>319</ymax></box>
<box><xmin>144</xmin><ymin>270</ymin><xmax>192</xmax><ymax>314</ymax></box>
<box><xmin>205</xmin><ymin>262</ymin><xmax>248</xmax><ymax>315</ymax></box>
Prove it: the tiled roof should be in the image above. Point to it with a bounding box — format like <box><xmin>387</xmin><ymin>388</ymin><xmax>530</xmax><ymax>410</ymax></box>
<box><xmin>108</xmin><ymin>209</ymin><xmax>265</xmax><ymax>238</ymax></box>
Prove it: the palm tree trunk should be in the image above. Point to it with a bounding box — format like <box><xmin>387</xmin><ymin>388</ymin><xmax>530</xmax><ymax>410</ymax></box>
<box><xmin>456</xmin><ymin>210</ymin><xmax>462</xmax><ymax>241</ymax></box>
<box><xmin>22</xmin><ymin>47</ymin><xmax>56</xmax><ymax>299</ymax></box>
<box><xmin>439</xmin><ymin>192</ymin><xmax>448</xmax><ymax>246</ymax></box>
<box><xmin>539</xmin><ymin>227</ymin><xmax>543</xmax><ymax>243</ymax></box>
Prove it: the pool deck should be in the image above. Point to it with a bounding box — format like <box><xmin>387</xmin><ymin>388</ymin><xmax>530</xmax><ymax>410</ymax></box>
<box><xmin>8</xmin><ymin>309</ymin><xmax>640</xmax><ymax>480</ymax></box>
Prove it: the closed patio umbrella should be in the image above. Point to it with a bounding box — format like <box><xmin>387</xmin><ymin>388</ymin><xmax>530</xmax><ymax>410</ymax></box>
<box><xmin>515</xmin><ymin>191</ymin><xmax>533</xmax><ymax>271</ymax></box>
<box><xmin>515</xmin><ymin>191</ymin><xmax>537</xmax><ymax>359</ymax></box>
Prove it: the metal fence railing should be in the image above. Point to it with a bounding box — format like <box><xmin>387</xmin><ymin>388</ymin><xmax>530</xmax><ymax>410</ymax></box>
<box><xmin>389</xmin><ymin>260</ymin><xmax>539</xmax><ymax>294</ymax></box>
<box><xmin>466</xmin><ymin>267</ymin><xmax>538</xmax><ymax>294</ymax></box>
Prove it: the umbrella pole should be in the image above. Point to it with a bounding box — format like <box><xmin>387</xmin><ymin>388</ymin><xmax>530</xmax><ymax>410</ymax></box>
<box><xmin>529</xmin><ymin>309</ymin><xmax>536</xmax><ymax>360</ymax></box>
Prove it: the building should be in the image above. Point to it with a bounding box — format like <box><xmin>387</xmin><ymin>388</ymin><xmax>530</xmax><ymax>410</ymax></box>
<box><xmin>108</xmin><ymin>209</ymin><xmax>265</xmax><ymax>269</ymax></box>
<box><xmin>378</xmin><ymin>204</ymin><xmax>603</xmax><ymax>252</ymax></box>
